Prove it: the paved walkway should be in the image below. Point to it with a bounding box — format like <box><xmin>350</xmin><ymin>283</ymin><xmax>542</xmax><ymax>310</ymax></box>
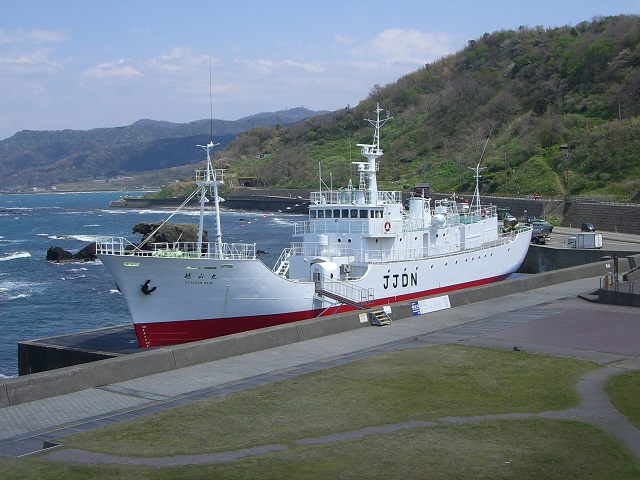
<box><xmin>1</xmin><ymin>276</ymin><xmax>639</xmax><ymax>464</ymax></box>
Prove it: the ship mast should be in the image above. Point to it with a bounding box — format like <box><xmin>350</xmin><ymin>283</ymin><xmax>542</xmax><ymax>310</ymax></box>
<box><xmin>196</xmin><ymin>58</ymin><xmax>223</xmax><ymax>255</ymax></box>
<box><xmin>470</xmin><ymin>161</ymin><xmax>486</xmax><ymax>210</ymax></box>
<box><xmin>354</xmin><ymin>103</ymin><xmax>391</xmax><ymax>205</ymax></box>
<box><xmin>196</xmin><ymin>141</ymin><xmax>223</xmax><ymax>254</ymax></box>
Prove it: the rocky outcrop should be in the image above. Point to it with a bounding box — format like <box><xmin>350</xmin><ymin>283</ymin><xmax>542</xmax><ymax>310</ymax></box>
<box><xmin>46</xmin><ymin>243</ymin><xmax>97</xmax><ymax>263</ymax></box>
<box><xmin>46</xmin><ymin>223</ymin><xmax>208</xmax><ymax>261</ymax></box>
<box><xmin>133</xmin><ymin>222</ymin><xmax>208</xmax><ymax>250</ymax></box>
<box><xmin>46</xmin><ymin>246</ymin><xmax>74</xmax><ymax>262</ymax></box>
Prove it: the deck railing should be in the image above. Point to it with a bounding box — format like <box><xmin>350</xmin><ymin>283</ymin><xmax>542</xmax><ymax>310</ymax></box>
<box><xmin>310</xmin><ymin>190</ymin><xmax>402</xmax><ymax>205</ymax></box>
<box><xmin>95</xmin><ymin>237</ymin><xmax>256</xmax><ymax>260</ymax></box>
<box><xmin>289</xmin><ymin>225</ymin><xmax>530</xmax><ymax>264</ymax></box>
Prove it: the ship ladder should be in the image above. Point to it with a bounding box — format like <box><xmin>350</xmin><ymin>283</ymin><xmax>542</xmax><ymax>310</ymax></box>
<box><xmin>369</xmin><ymin>309</ymin><xmax>392</xmax><ymax>326</ymax></box>
<box><xmin>315</xmin><ymin>275</ymin><xmax>374</xmax><ymax>310</ymax></box>
<box><xmin>273</xmin><ymin>248</ymin><xmax>292</xmax><ymax>277</ymax></box>
<box><xmin>275</xmin><ymin>259</ymin><xmax>290</xmax><ymax>277</ymax></box>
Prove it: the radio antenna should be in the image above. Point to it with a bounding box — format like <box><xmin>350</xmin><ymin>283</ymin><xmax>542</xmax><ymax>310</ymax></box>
<box><xmin>208</xmin><ymin>55</ymin><xmax>213</xmax><ymax>142</ymax></box>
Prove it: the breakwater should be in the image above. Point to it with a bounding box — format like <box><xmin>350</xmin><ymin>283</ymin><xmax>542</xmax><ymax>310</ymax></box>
<box><xmin>110</xmin><ymin>189</ymin><xmax>311</xmax><ymax>214</ymax></box>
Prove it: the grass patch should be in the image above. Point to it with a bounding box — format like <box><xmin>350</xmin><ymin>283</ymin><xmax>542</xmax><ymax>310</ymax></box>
<box><xmin>606</xmin><ymin>370</ymin><xmax>640</xmax><ymax>429</ymax></box>
<box><xmin>61</xmin><ymin>345</ymin><xmax>592</xmax><ymax>456</ymax></box>
<box><xmin>3</xmin><ymin>345</ymin><xmax>638</xmax><ymax>479</ymax></box>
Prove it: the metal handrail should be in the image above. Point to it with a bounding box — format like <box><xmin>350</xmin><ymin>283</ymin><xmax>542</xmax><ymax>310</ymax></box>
<box><xmin>315</xmin><ymin>274</ymin><xmax>374</xmax><ymax>306</ymax></box>
<box><xmin>95</xmin><ymin>237</ymin><xmax>256</xmax><ymax>260</ymax></box>
<box><xmin>290</xmin><ymin>226</ymin><xmax>530</xmax><ymax>264</ymax></box>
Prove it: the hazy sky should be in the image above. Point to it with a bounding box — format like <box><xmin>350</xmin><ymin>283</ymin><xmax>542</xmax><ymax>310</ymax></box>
<box><xmin>1</xmin><ymin>0</ymin><xmax>638</xmax><ymax>140</ymax></box>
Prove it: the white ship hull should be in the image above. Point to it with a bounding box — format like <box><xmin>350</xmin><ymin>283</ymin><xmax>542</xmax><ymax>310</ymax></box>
<box><xmin>97</xmin><ymin>104</ymin><xmax>533</xmax><ymax>348</ymax></box>
<box><xmin>98</xmin><ymin>228</ymin><xmax>530</xmax><ymax>347</ymax></box>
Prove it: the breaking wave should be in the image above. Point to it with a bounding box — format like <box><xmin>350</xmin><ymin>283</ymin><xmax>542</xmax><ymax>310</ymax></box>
<box><xmin>0</xmin><ymin>252</ymin><xmax>31</xmax><ymax>262</ymax></box>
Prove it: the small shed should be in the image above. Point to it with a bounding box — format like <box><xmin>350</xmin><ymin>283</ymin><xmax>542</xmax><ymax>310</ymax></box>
<box><xmin>237</xmin><ymin>177</ymin><xmax>258</xmax><ymax>187</ymax></box>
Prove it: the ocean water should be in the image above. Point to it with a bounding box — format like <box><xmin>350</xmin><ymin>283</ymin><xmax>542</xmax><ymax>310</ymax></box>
<box><xmin>0</xmin><ymin>191</ymin><xmax>302</xmax><ymax>378</ymax></box>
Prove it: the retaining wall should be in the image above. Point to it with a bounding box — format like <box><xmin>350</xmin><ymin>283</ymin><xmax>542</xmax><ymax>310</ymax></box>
<box><xmin>3</xmin><ymin>254</ymin><xmax>638</xmax><ymax>408</ymax></box>
<box><xmin>519</xmin><ymin>245</ymin><xmax>628</xmax><ymax>273</ymax></box>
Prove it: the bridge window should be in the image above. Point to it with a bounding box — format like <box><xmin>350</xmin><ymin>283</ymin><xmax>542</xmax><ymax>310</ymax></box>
<box><xmin>317</xmin><ymin>210</ymin><xmax>325</xmax><ymax>218</ymax></box>
<box><xmin>342</xmin><ymin>209</ymin><xmax>349</xmax><ymax>218</ymax></box>
<box><xmin>325</xmin><ymin>209</ymin><xmax>332</xmax><ymax>218</ymax></box>
<box><xmin>333</xmin><ymin>209</ymin><xmax>341</xmax><ymax>218</ymax></box>
<box><xmin>350</xmin><ymin>209</ymin><xmax>358</xmax><ymax>218</ymax></box>
<box><xmin>359</xmin><ymin>210</ymin><xmax>368</xmax><ymax>218</ymax></box>
<box><xmin>310</xmin><ymin>210</ymin><xmax>317</xmax><ymax>219</ymax></box>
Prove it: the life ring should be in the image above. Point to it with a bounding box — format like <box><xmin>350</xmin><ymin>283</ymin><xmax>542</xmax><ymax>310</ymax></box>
<box><xmin>384</xmin><ymin>221</ymin><xmax>391</xmax><ymax>232</ymax></box>
<box><xmin>480</xmin><ymin>208</ymin><xmax>486</xmax><ymax>218</ymax></box>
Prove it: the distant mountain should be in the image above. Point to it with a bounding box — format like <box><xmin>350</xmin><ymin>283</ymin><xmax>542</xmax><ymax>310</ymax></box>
<box><xmin>0</xmin><ymin>107</ymin><xmax>327</xmax><ymax>191</ymax></box>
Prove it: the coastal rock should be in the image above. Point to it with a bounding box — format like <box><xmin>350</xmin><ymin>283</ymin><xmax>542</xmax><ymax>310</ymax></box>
<box><xmin>46</xmin><ymin>243</ymin><xmax>97</xmax><ymax>262</ymax></box>
<box><xmin>74</xmin><ymin>242</ymin><xmax>97</xmax><ymax>261</ymax></box>
<box><xmin>46</xmin><ymin>222</ymin><xmax>206</xmax><ymax>261</ymax></box>
<box><xmin>132</xmin><ymin>222</ymin><xmax>208</xmax><ymax>250</ymax></box>
<box><xmin>46</xmin><ymin>246</ymin><xmax>73</xmax><ymax>262</ymax></box>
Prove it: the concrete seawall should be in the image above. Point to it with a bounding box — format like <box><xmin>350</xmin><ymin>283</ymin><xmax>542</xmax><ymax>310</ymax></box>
<box><xmin>2</xmin><ymin>256</ymin><xmax>637</xmax><ymax>408</ymax></box>
<box><xmin>110</xmin><ymin>192</ymin><xmax>310</xmax><ymax>214</ymax></box>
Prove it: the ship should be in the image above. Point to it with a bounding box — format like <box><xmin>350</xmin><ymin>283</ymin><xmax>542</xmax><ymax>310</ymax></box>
<box><xmin>96</xmin><ymin>105</ymin><xmax>533</xmax><ymax>348</ymax></box>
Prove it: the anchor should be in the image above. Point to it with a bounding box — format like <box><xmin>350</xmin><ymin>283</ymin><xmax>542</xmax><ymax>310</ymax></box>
<box><xmin>141</xmin><ymin>279</ymin><xmax>156</xmax><ymax>295</ymax></box>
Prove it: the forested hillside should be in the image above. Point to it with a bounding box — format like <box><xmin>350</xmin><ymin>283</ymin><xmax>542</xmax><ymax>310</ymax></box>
<box><xmin>217</xmin><ymin>15</ymin><xmax>640</xmax><ymax>199</ymax></box>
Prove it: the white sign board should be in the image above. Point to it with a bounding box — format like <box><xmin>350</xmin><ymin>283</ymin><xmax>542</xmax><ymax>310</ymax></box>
<box><xmin>411</xmin><ymin>295</ymin><xmax>451</xmax><ymax>315</ymax></box>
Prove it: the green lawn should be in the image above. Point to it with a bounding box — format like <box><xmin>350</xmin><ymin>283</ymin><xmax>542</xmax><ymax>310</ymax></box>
<box><xmin>1</xmin><ymin>345</ymin><xmax>638</xmax><ymax>479</ymax></box>
<box><xmin>606</xmin><ymin>369</ymin><xmax>640</xmax><ymax>429</ymax></box>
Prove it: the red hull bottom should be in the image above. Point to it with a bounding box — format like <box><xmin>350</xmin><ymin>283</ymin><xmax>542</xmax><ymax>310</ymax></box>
<box><xmin>134</xmin><ymin>274</ymin><xmax>510</xmax><ymax>348</ymax></box>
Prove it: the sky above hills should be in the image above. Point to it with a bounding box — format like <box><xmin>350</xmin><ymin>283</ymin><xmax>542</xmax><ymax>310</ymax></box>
<box><xmin>1</xmin><ymin>0</ymin><xmax>638</xmax><ymax>140</ymax></box>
